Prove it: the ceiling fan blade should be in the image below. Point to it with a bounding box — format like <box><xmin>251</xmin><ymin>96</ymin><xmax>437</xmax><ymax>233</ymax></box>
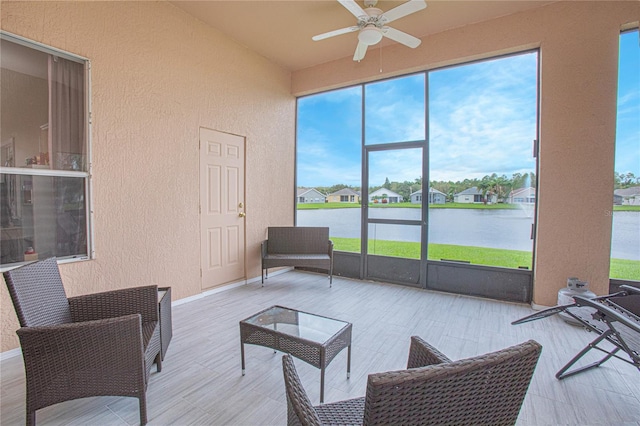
<box><xmin>383</xmin><ymin>27</ymin><xmax>422</xmax><ymax>48</ymax></box>
<box><xmin>312</xmin><ymin>26</ymin><xmax>359</xmax><ymax>41</ymax></box>
<box><xmin>380</xmin><ymin>0</ymin><xmax>427</xmax><ymax>24</ymax></box>
<box><xmin>338</xmin><ymin>0</ymin><xmax>367</xmax><ymax>19</ymax></box>
<box><xmin>353</xmin><ymin>41</ymin><xmax>368</xmax><ymax>61</ymax></box>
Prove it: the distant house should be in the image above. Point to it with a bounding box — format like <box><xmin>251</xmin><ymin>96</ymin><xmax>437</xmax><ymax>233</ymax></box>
<box><xmin>369</xmin><ymin>188</ymin><xmax>403</xmax><ymax>203</ymax></box>
<box><xmin>613</xmin><ymin>193</ymin><xmax>624</xmax><ymax>205</ymax></box>
<box><xmin>410</xmin><ymin>190</ymin><xmax>422</xmax><ymax>204</ymax></box>
<box><xmin>508</xmin><ymin>187</ymin><xmax>536</xmax><ymax>204</ymax></box>
<box><xmin>614</xmin><ymin>186</ymin><xmax>640</xmax><ymax>205</ymax></box>
<box><xmin>454</xmin><ymin>186</ymin><xmax>496</xmax><ymax>204</ymax></box>
<box><xmin>327</xmin><ymin>188</ymin><xmax>360</xmax><ymax>203</ymax></box>
<box><xmin>297</xmin><ymin>188</ymin><xmax>326</xmax><ymax>203</ymax></box>
<box><xmin>410</xmin><ymin>188</ymin><xmax>446</xmax><ymax>204</ymax></box>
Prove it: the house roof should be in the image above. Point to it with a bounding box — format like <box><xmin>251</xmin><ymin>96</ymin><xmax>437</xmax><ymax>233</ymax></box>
<box><xmin>455</xmin><ymin>186</ymin><xmax>481</xmax><ymax>196</ymax></box>
<box><xmin>614</xmin><ymin>186</ymin><xmax>640</xmax><ymax>197</ymax></box>
<box><xmin>510</xmin><ymin>187</ymin><xmax>536</xmax><ymax>197</ymax></box>
<box><xmin>170</xmin><ymin>1</ymin><xmax>556</xmax><ymax>72</ymax></box>
<box><xmin>329</xmin><ymin>188</ymin><xmax>360</xmax><ymax>196</ymax></box>
<box><xmin>297</xmin><ymin>188</ymin><xmax>325</xmax><ymax>197</ymax></box>
<box><xmin>369</xmin><ymin>188</ymin><xmax>402</xmax><ymax>197</ymax></box>
<box><xmin>410</xmin><ymin>188</ymin><xmax>445</xmax><ymax>196</ymax></box>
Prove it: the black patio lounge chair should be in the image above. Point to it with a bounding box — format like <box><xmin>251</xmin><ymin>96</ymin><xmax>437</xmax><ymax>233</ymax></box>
<box><xmin>512</xmin><ymin>285</ymin><xmax>640</xmax><ymax>379</ymax></box>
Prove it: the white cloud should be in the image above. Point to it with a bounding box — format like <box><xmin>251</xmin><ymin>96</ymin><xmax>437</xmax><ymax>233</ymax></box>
<box><xmin>297</xmin><ymin>52</ymin><xmax>540</xmax><ymax>186</ymax></box>
<box><xmin>428</xmin><ymin>54</ymin><xmax>538</xmax><ymax>181</ymax></box>
<box><xmin>369</xmin><ymin>148</ymin><xmax>422</xmax><ymax>185</ymax></box>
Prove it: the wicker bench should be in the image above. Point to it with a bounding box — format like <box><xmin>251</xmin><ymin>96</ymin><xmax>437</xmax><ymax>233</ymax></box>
<box><xmin>261</xmin><ymin>227</ymin><xmax>334</xmax><ymax>286</ymax></box>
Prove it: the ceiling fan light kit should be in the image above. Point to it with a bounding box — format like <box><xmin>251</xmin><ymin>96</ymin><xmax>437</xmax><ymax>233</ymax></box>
<box><xmin>358</xmin><ymin>27</ymin><xmax>383</xmax><ymax>45</ymax></box>
<box><xmin>313</xmin><ymin>0</ymin><xmax>427</xmax><ymax>61</ymax></box>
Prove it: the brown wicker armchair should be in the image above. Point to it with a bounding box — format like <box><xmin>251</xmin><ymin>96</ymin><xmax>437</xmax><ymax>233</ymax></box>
<box><xmin>3</xmin><ymin>257</ymin><xmax>163</xmax><ymax>426</ymax></box>
<box><xmin>282</xmin><ymin>336</ymin><xmax>542</xmax><ymax>426</ymax></box>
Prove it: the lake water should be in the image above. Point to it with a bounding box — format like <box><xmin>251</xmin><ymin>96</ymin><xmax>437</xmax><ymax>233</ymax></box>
<box><xmin>297</xmin><ymin>208</ymin><xmax>639</xmax><ymax>261</ymax></box>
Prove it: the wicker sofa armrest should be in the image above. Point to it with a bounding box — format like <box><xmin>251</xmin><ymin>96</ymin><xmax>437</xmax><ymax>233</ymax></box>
<box><xmin>407</xmin><ymin>335</ymin><xmax>451</xmax><ymax>368</ymax></box>
<box><xmin>328</xmin><ymin>239</ymin><xmax>334</xmax><ymax>257</ymax></box>
<box><xmin>69</xmin><ymin>285</ymin><xmax>159</xmax><ymax>323</ymax></box>
<box><xmin>261</xmin><ymin>240</ymin><xmax>268</xmax><ymax>258</ymax></box>
<box><xmin>16</xmin><ymin>314</ymin><xmax>146</xmax><ymax>405</ymax></box>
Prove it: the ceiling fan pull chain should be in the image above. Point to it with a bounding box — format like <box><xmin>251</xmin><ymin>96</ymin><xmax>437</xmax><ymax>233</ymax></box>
<box><xmin>379</xmin><ymin>45</ymin><xmax>383</xmax><ymax>73</ymax></box>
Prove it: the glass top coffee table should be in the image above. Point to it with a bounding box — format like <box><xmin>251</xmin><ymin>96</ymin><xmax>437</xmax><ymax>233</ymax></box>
<box><xmin>240</xmin><ymin>305</ymin><xmax>352</xmax><ymax>403</ymax></box>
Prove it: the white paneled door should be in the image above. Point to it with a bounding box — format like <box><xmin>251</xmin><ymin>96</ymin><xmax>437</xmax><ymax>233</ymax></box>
<box><xmin>199</xmin><ymin>128</ymin><xmax>246</xmax><ymax>290</ymax></box>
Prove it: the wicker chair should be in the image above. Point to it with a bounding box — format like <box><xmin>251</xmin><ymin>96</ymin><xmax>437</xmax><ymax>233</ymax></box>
<box><xmin>282</xmin><ymin>336</ymin><xmax>542</xmax><ymax>426</ymax></box>
<box><xmin>3</xmin><ymin>257</ymin><xmax>163</xmax><ymax>426</ymax></box>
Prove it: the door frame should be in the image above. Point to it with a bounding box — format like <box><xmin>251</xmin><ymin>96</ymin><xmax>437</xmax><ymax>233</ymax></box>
<box><xmin>199</xmin><ymin>127</ymin><xmax>247</xmax><ymax>290</ymax></box>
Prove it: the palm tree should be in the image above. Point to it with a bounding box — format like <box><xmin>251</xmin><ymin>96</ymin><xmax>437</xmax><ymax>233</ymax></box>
<box><xmin>492</xmin><ymin>175</ymin><xmax>511</xmax><ymax>203</ymax></box>
<box><xmin>478</xmin><ymin>178</ymin><xmax>492</xmax><ymax>204</ymax></box>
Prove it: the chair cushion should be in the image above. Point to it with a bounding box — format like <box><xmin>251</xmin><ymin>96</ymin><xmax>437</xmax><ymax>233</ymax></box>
<box><xmin>315</xmin><ymin>397</ymin><xmax>365</xmax><ymax>425</ymax></box>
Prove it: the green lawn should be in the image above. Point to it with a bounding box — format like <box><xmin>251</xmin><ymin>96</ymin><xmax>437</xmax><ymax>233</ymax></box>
<box><xmin>332</xmin><ymin>237</ymin><xmax>532</xmax><ymax>268</ymax></box>
<box><xmin>297</xmin><ymin>202</ymin><xmax>520</xmax><ymax>210</ymax></box>
<box><xmin>613</xmin><ymin>205</ymin><xmax>640</xmax><ymax>212</ymax></box>
<box><xmin>330</xmin><ymin>237</ymin><xmax>639</xmax><ymax>280</ymax></box>
<box><xmin>297</xmin><ymin>202</ymin><xmax>359</xmax><ymax>209</ymax></box>
<box><xmin>610</xmin><ymin>258</ymin><xmax>640</xmax><ymax>280</ymax></box>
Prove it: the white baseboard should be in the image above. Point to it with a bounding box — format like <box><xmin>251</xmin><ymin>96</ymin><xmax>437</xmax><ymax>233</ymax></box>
<box><xmin>530</xmin><ymin>302</ymin><xmax>552</xmax><ymax>311</ymax></box>
<box><xmin>0</xmin><ymin>347</ymin><xmax>21</xmax><ymax>361</ymax></box>
<box><xmin>172</xmin><ymin>268</ymin><xmax>292</xmax><ymax>307</ymax></box>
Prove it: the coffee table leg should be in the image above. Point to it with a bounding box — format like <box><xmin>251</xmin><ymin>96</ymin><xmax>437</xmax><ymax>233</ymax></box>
<box><xmin>347</xmin><ymin>344</ymin><xmax>351</xmax><ymax>379</ymax></box>
<box><xmin>320</xmin><ymin>366</ymin><xmax>325</xmax><ymax>404</ymax></box>
<box><xmin>241</xmin><ymin>342</ymin><xmax>246</xmax><ymax>376</ymax></box>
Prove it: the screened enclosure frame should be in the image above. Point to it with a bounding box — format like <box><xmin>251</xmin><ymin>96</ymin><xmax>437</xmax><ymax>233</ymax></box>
<box><xmin>295</xmin><ymin>49</ymin><xmax>542</xmax><ymax>303</ymax></box>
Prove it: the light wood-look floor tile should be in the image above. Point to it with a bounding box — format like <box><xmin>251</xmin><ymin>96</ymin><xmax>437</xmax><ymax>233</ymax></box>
<box><xmin>1</xmin><ymin>271</ymin><xmax>638</xmax><ymax>425</ymax></box>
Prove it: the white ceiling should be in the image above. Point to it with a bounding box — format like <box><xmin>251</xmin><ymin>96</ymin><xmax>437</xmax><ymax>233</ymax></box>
<box><xmin>171</xmin><ymin>0</ymin><xmax>555</xmax><ymax>71</ymax></box>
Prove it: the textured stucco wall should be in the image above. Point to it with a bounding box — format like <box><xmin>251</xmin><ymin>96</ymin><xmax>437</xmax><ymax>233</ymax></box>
<box><xmin>1</xmin><ymin>1</ymin><xmax>295</xmax><ymax>352</ymax></box>
<box><xmin>292</xmin><ymin>1</ymin><xmax>639</xmax><ymax>307</ymax></box>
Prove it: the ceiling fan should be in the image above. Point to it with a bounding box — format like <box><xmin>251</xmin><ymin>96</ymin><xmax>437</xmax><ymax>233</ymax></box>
<box><xmin>312</xmin><ymin>0</ymin><xmax>427</xmax><ymax>62</ymax></box>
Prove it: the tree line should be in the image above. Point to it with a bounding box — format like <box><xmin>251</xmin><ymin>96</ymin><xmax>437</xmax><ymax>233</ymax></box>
<box><xmin>314</xmin><ymin>172</ymin><xmax>536</xmax><ymax>203</ymax></box>
<box><xmin>312</xmin><ymin>171</ymin><xmax>637</xmax><ymax>203</ymax></box>
<box><xmin>615</xmin><ymin>172</ymin><xmax>639</xmax><ymax>189</ymax></box>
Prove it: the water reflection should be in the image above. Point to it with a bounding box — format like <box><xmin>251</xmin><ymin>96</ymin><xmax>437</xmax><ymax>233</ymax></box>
<box><xmin>297</xmin><ymin>208</ymin><xmax>639</xmax><ymax>260</ymax></box>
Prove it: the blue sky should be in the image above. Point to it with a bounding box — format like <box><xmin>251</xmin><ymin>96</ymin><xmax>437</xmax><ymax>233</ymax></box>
<box><xmin>297</xmin><ymin>30</ymin><xmax>639</xmax><ymax>188</ymax></box>
<box><xmin>616</xmin><ymin>30</ymin><xmax>640</xmax><ymax>176</ymax></box>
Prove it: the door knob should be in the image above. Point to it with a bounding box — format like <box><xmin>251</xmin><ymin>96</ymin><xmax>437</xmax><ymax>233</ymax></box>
<box><xmin>239</xmin><ymin>212</ymin><xmax>246</xmax><ymax>217</ymax></box>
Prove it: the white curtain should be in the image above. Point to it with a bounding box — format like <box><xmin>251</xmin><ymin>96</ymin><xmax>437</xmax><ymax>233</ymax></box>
<box><xmin>47</xmin><ymin>56</ymin><xmax>87</xmax><ymax>256</ymax></box>
<box><xmin>48</xmin><ymin>55</ymin><xmax>85</xmax><ymax>170</ymax></box>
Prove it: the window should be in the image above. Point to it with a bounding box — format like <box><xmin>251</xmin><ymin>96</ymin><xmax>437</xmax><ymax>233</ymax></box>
<box><xmin>428</xmin><ymin>52</ymin><xmax>538</xmax><ymax>269</ymax></box>
<box><xmin>1</xmin><ymin>33</ymin><xmax>91</xmax><ymax>268</ymax></box>
<box><xmin>296</xmin><ymin>51</ymin><xmax>538</xmax><ymax>281</ymax></box>
<box><xmin>611</xmin><ymin>29</ymin><xmax>640</xmax><ymax>282</ymax></box>
<box><xmin>296</xmin><ymin>86</ymin><xmax>362</xmax><ymax>253</ymax></box>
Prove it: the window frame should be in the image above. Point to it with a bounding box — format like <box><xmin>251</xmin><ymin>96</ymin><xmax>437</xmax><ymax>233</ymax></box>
<box><xmin>0</xmin><ymin>31</ymin><xmax>93</xmax><ymax>270</ymax></box>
